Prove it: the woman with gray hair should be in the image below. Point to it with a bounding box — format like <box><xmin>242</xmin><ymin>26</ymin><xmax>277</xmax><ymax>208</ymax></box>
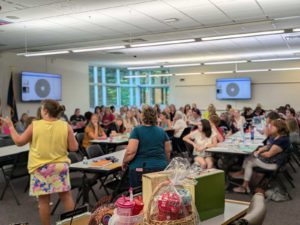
<box><xmin>172</xmin><ymin>111</ymin><xmax>187</xmax><ymax>138</ymax></box>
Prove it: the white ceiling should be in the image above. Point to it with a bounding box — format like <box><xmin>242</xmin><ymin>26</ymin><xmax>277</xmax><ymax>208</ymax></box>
<box><xmin>1</xmin><ymin>0</ymin><xmax>300</xmax><ymax>66</ymax></box>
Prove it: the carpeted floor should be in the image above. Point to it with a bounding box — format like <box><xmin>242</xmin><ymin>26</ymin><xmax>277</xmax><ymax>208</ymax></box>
<box><xmin>0</xmin><ymin>165</ymin><xmax>300</xmax><ymax>225</ymax></box>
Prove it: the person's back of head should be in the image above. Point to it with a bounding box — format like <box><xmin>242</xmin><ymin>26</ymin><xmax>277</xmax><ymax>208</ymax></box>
<box><xmin>41</xmin><ymin>99</ymin><xmax>64</xmax><ymax>118</ymax></box>
<box><xmin>266</xmin><ymin>111</ymin><xmax>280</xmax><ymax>122</ymax></box>
<box><xmin>286</xmin><ymin>118</ymin><xmax>299</xmax><ymax>134</ymax></box>
<box><xmin>142</xmin><ymin>106</ymin><xmax>157</xmax><ymax>126</ymax></box>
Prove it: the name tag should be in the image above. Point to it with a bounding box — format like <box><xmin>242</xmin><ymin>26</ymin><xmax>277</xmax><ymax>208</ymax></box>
<box><xmin>136</xmin><ymin>168</ymin><xmax>143</xmax><ymax>172</ymax></box>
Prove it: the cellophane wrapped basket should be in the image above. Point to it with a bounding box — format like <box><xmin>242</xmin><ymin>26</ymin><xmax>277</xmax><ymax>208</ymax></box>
<box><xmin>144</xmin><ymin>158</ymin><xmax>200</xmax><ymax>225</ymax></box>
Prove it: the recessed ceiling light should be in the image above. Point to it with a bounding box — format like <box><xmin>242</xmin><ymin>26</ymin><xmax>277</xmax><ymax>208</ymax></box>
<box><xmin>163</xmin><ymin>18</ymin><xmax>179</xmax><ymax>23</ymax></box>
<box><xmin>6</xmin><ymin>16</ymin><xmax>20</xmax><ymax>20</ymax></box>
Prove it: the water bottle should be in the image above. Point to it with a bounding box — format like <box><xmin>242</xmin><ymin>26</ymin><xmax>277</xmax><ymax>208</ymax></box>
<box><xmin>250</xmin><ymin>126</ymin><xmax>255</xmax><ymax>140</ymax></box>
<box><xmin>83</xmin><ymin>156</ymin><xmax>88</xmax><ymax>165</ymax></box>
<box><xmin>240</xmin><ymin>125</ymin><xmax>245</xmax><ymax>144</ymax></box>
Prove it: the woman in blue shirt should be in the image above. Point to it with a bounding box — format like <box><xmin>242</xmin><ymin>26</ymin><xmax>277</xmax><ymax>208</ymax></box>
<box><xmin>122</xmin><ymin>106</ymin><xmax>171</xmax><ymax>187</ymax></box>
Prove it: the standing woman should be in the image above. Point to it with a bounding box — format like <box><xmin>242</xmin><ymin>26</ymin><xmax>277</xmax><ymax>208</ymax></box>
<box><xmin>1</xmin><ymin>100</ymin><xmax>78</xmax><ymax>225</ymax></box>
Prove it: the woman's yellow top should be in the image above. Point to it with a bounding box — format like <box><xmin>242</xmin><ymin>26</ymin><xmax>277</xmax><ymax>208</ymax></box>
<box><xmin>28</xmin><ymin>119</ymin><xmax>70</xmax><ymax>173</ymax></box>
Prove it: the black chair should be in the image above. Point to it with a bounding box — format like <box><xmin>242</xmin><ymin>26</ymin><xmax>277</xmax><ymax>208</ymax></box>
<box><xmin>254</xmin><ymin>148</ymin><xmax>294</xmax><ymax>200</ymax></box>
<box><xmin>0</xmin><ymin>151</ymin><xmax>29</xmax><ymax>205</ymax></box>
<box><xmin>75</xmin><ymin>133</ymin><xmax>87</xmax><ymax>157</ymax></box>
<box><xmin>172</xmin><ymin>127</ymin><xmax>192</xmax><ymax>158</ymax></box>
<box><xmin>86</xmin><ymin>145</ymin><xmax>104</xmax><ymax>159</ymax></box>
<box><xmin>51</xmin><ymin>152</ymin><xmax>99</xmax><ymax>214</ymax></box>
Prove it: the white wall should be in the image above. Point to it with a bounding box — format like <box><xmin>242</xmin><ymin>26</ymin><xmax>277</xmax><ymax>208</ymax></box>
<box><xmin>0</xmin><ymin>52</ymin><xmax>89</xmax><ymax>118</ymax></box>
<box><xmin>169</xmin><ymin>60</ymin><xmax>300</xmax><ymax>110</ymax></box>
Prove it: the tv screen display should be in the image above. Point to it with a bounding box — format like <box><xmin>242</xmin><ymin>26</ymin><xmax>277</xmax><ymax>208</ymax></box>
<box><xmin>216</xmin><ymin>77</ymin><xmax>251</xmax><ymax>100</ymax></box>
<box><xmin>21</xmin><ymin>72</ymin><xmax>62</xmax><ymax>102</ymax></box>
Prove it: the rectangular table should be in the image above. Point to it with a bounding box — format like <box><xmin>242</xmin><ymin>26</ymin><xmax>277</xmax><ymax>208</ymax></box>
<box><xmin>0</xmin><ymin>144</ymin><xmax>29</xmax><ymax>158</ymax></box>
<box><xmin>90</xmin><ymin>137</ymin><xmax>128</xmax><ymax>153</ymax></box>
<box><xmin>201</xmin><ymin>199</ymin><xmax>249</xmax><ymax>225</ymax></box>
<box><xmin>70</xmin><ymin>150</ymin><xmax>126</xmax><ymax>205</ymax></box>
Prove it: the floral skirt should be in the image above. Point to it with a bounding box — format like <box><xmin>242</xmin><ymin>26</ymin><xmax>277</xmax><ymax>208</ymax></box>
<box><xmin>29</xmin><ymin>163</ymin><xmax>71</xmax><ymax>196</ymax></box>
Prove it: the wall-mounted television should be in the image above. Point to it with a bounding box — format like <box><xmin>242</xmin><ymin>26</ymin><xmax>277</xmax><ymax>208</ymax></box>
<box><xmin>21</xmin><ymin>71</ymin><xmax>62</xmax><ymax>102</ymax></box>
<box><xmin>216</xmin><ymin>77</ymin><xmax>251</xmax><ymax>100</ymax></box>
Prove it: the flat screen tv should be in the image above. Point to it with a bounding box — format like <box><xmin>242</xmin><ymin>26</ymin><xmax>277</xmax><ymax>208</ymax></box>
<box><xmin>216</xmin><ymin>77</ymin><xmax>251</xmax><ymax>100</ymax></box>
<box><xmin>21</xmin><ymin>71</ymin><xmax>62</xmax><ymax>102</ymax></box>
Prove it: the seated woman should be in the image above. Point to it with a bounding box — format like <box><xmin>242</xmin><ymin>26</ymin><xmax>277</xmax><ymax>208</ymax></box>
<box><xmin>159</xmin><ymin>112</ymin><xmax>172</xmax><ymax>130</ymax></box>
<box><xmin>209</xmin><ymin>115</ymin><xmax>224</xmax><ymax>142</ymax></box>
<box><xmin>107</xmin><ymin>116</ymin><xmax>127</xmax><ymax>137</ymax></box>
<box><xmin>188</xmin><ymin>108</ymin><xmax>201</xmax><ymax>126</ymax></box>
<box><xmin>82</xmin><ymin>114</ymin><xmax>107</xmax><ymax>150</ymax></box>
<box><xmin>233</xmin><ymin>119</ymin><xmax>290</xmax><ymax>193</ymax></box>
<box><xmin>172</xmin><ymin>111</ymin><xmax>187</xmax><ymax>138</ymax></box>
<box><xmin>183</xmin><ymin>119</ymin><xmax>217</xmax><ymax>169</ymax></box>
<box><xmin>15</xmin><ymin>113</ymin><xmax>29</xmax><ymax>133</ymax></box>
<box><xmin>124</xmin><ymin>111</ymin><xmax>138</xmax><ymax>132</ymax></box>
<box><xmin>102</xmin><ymin>107</ymin><xmax>115</xmax><ymax>129</ymax></box>
<box><xmin>286</xmin><ymin>118</ymin><xmax>300</xmax><ymax>148</ymax></box>
<box><xmin>122</xmin><ymin>106</ymin><xmax>171</xmax><ymax>188</ymax></box>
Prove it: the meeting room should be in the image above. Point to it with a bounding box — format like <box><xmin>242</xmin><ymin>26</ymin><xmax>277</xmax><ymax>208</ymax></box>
<box><xmin>1</xmin><ymin>1</ymin><xmax>300</xmax><ymax>225</ymax></box>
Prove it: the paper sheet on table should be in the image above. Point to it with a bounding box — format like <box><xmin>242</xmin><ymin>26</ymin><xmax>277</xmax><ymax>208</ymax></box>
<box><xmin>90</xmin><ymin>160</ymin><xmax>112</xmax><ymax>167</ymax></box>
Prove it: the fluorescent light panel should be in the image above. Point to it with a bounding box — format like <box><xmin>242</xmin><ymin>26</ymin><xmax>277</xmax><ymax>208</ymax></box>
<box><xmin>164</xmin><ymin>63</ymin><xmax>201</xmax><ymax>68</ymax></box>
<box><xmin>204</xmin><ymin>71</ymin><xmax>233</xmax><ymax>74</ymax></box>
<box><xmin>124</xmin><ymin>75</ymin><xmax>147</xmax><ymax>78</ymax></box>
<box><xmin>175</xmin><ymin>72</ymin><xmax>203</xmax><ymax>76</ymax></box>
<box><xmin>204</xmin><ymin>60</ymin><xmax>247</xmax><ymax>65</ymax></box>
<box><xmin>149</xmin><ymin>74</ymin><xmax>173</xmax><ymax>77</ymax></box>
<box><xmin>293</xmin><ymin>28</ymin><xmax>300</xmax><ymax>32</ymax></box>
<box><xmin>251</xmin><ymin>57</ymin><xmax>300</xmax><ymax>62</ymax></box>
<box><xmin>72</xmin><ymin>45</ymin><xmax>125</xmax><ymax>53</ymax></box>
<box><xmin>237</xmin><ymin>69</ymin><xmax>269</xmax><ymax>73</ymax></box>
<box><xmin>24</xmin><ymin>50</ymin><xmax>69</xmax><ymax>57</ymax></box>
<box><xmin>130</xmin><ymin>39</ymin><xmax>195</xmax><ymax>48</ymax></box>
<box><xmin>271</xmin><ymin>67</ymin><xmax>300</xmax><ymax>71</ymax></box>
<box><xmin>128</xmin><ymin>65</ymin><xmax>160</xmax><ymax>70</ymax></box>
<box><xmin>202</xmin><ymin>30</ymin><xmax>284</xmax><ymax>41</ymax></box>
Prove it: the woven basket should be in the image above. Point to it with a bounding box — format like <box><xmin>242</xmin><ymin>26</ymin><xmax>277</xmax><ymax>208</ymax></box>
<box><xmin>144</xmin><ymin>180</ymin><xmax>196</xmax><ymax>225</ymax></box>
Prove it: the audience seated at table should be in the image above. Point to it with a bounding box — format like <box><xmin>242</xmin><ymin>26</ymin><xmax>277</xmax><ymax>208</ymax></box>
<box><xmin>232</xmin><ymin>119</ymin><xmax>290</xmax><ymax>194</ymax></box>
<box><xmin>70</xmin><ymin>108</ymin><xmax>85</xmax><ymax>125</ymax></box>
<box><xmin>172</xmin><ymin>111</ymin><xmax>187</xmax><ymax>138</ymax></box>
<box><xmin>169</xmin><ymin>104</ymin><xmax>176</xmax><ymax>122</ymax></box>
<box><xmin>286</xmin><ymin>118</ymin><xmax>300</xmax><ymax>148</ymax></box>
<box><xmin>94</xmin><ymin>106</ymin><xmax>103</xmax><ymax>122</ymax></box>
<box><xmin>203</xmin><ymin>103</ymin><xmax>217</xmax><ymax>120</ymax></box>
<box><xmin>122</xmin><ymin>106</ymin><xmax>171</xmax><ymax>188</ymax></box>
<box><xmin>209</xmin><ymin>115</ymin><xmax>225</xmax><ymax>142</ymax></box>
<box><xmin>107</xmin><ymin>116</ymin><xmax>127</xmax><ymax>137</ymax></box>
<box><xmin>82</xmin><ymin>113</ymin><xmax>107</xmax><ymax>150</ymax></box>
<box><xmin>219</xmin><ymin>112</ymin><xmax>232</xmax><ymax>136</ymax></box>
<box><xmin>159</xmin><ymin>111</ymin><xmax>172</xmax><ymax>130</ymax></box>
<box><xmin>188</xmin><ymin>108</ymin><xmax>201</xmax><ymax>126</ymax></box>
<box><xmin>59</xmin><ymin>105</ymin><xmax>69</xmax><ymax>123</ymax></box>
<box><xmin>102</xmin><ymin>107</ymin><xmax>115</xmax><ymax>129</ymax></box>
<box><xmin>15</xmin><ymin>113</ymin><xmax>29</xmax><ymax>133</ymax></box>
<box><xmin>230</xmin><ymin>109</ymin><xmax>246</xmax><ymax>133</ymax></box>
<box><xmin>183</xmin><ymin>119</ymin><xmax>217</xmax><ymax>169</ymax></box>
<box><xmin>242</xmin><ymin>107</ymin><xmax>254</xmax><ymax>129</ymax></box>
<box><xmin>124</xmin><ymin>110</ymin><xmax>139</xmax><ymax>131</ymax></box>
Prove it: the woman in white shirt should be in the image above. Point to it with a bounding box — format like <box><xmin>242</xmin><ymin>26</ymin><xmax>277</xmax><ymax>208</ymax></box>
<box><xmin>172</xmin><ymin>111</ymin><xmax>187</xmax><ymax>138</ymax></box>
<box><xmin>233</xmin><ymin>110</ymin><xmax>246</xmax><ymax>131</ymax></box>
<box><xmin>183</xmin><ymin>119</ymin><xmax>217</xmax><ymax>169</ymax></box>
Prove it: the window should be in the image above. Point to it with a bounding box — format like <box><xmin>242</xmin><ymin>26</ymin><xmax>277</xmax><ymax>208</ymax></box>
<box><xmin>106</xmin><ymin>68</ymin><xmax>117</xmax><ymax>84</ymax></box>
<box><xmin>89</xmin><ymin>66</ymin><xmax>170</xmax><ymax>108</ymax></box>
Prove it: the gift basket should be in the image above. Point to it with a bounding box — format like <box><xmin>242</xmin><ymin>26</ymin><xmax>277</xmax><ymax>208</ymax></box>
<box><xmin>144</xmin><ymin>158</ymin><xmax>200</xmax><ymax>225</ymax></box>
